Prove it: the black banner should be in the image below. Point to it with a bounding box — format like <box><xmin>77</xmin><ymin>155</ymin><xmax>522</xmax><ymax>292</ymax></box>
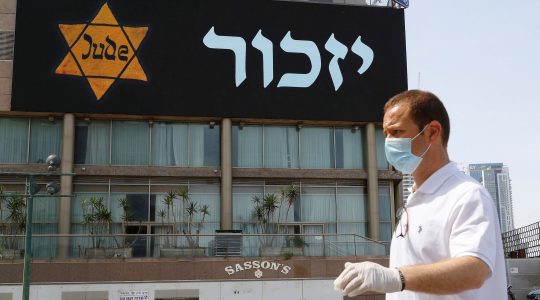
<box><xmin>11</xmin><ymin>0</ymin><xmax>407</xmax><ymax>122</ymax></box>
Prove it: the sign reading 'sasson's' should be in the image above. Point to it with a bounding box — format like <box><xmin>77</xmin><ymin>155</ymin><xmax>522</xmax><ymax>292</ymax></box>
<box><xmin>11</xmin><ymin>0</ymin><xmax>407</xmax><ymax>122</ymax></box>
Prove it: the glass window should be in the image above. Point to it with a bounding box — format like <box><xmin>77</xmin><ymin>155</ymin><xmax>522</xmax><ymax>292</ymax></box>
<box><xmin>232</xmin><ymin>185</ymin><xmax>263</xmax><ymax>227</ymax></box>
<box><xmin>337</xmin><ymin>186</ymin><xmax>367</xmax><ymax>236</ymax></box>
<box><xmin>189</xmin><ymin>124</ymin><xmax>220</xmax><ymax>167</ymax></box>
<box><xmin>29</xmin><ymin>118</ymin><xmax>62</xmax><ymax>164</ymax></box>
<box><xmin>111</xmin><ymin>121</ymin><xmax>149</xmax><ymax>165</ymax></box>
<box><xmin>301</xmin><ymin>185</ymin><xmax>335</xmax><ymax>256</ymax></box>
<box><xmin>189</xmin><ymin>184</ymin><xmax>220</xmax><ymax>248</ymax></box>
<box><xmin>0</xmin><ymin>117</ymin><xmax>28</xmax><ymax>163</ymax></box>
<box><xmin>151</xmin><ymin>122</ymin><xmax>188</xmax><ymax>166</ymax></box>
<box><xmin>110</xmin><ymin>184</ymin><xmax>151</xmax><ymax>223</ymax></box>
<box><xmin>74</xmin><ymin>121</ymin><xmax>110</xmax><ymax>165</ymax></box>
<box><xmin>301</xmin><ymin>186</ymin><xmax>336</xmax><ymax>225</ymax></box>
<box><xmin>378</xmin><ymin>183</ymin><xmax>393</xmax><ymax>241</ymax></box>
<box><xmin>232</xmin><ymin>125</ymin><xmax>262</xmax><ymax>168</ymax></box>
<box><xmin>264</xmin><ymin>126</ymin><xmax>299</xmax><ymax>168</ymax></box>
<box><xmin>376</xmin><ymin>127</ymin><xmax>389</xmax><ymax>170</ymax></box>
<box><xmin>232</xmin><ymin>184</ymin><xmax>263</xmax><ymax>256</ymax></box>
<box><xmin>265</xmin><ymin>185</ymin><xmax>297</xmax><ymax>224</ymax></box>
<box><xmin>300</xmin><ymin>127</ymin><xmax>334</xmax><ymax>168</ymax></box>
<box><xmin>335</xmin><ymin>128</ymin><xmax>364</xmax><ymax>169</ymax></box>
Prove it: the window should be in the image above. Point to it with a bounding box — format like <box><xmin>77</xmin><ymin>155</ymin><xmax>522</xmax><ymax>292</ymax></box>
<box><xmin>337</xmin><ymin>186</ymin><xmax>368</xmax><ymax>236</ymax></box>
<box><xmin>151</xmin><ymin>122</ymin><xmax>188</xmax><ymax>166</ymax></box>
<box><xmin>111</xmin><ymin>121</ymin><xmax>149</xmax><ymax>165</ymax></box>
<box><xmin>376</xmin><ymin>127</ymin><xmax>389</xmax><ymax>169</ymax></box>
<box><xmin>74</xmin><ymin>121</ymin><xmax>109</xmax><ymax>165</ymax></box>
<box><xmin>379</xmin><ymin>182</ymin><xmax>393</xmax><ymax>241</ymax></box>
<box><xmin>335</xmin><ymin>128</ymin><xmax>364</xmax><ymax>169</ymax></box>
<box><xmin>233</xmin><ymin>125</ymin><xmax>365</xmax><ymax>169</ymax></box>
<box><xmin>0</xmin><ymin>30</ymin><xmax>15</xmax><ymax>60</ymax></box>
<box><xmin>232</xmin><ymin>125</ymin><xmax>263</xmax><ymax>167</ymax></box>
<box><xmin>74</xmin><ymin>120</ymin><xmax>220</xmax><ymax>166</ymax></box>
<box><xmin>232</xmin><ymin>180</ymin><xmax>369</xmax><ymax>256</ymax></box>
<box><xmin>189</xmin><ymin>124</ymin><xmax>220</xmax><ymax>167</ymax></box>
<box><xmin>264</xmin><ymin>126</ymin><xmax>299</xmax><ymax>168</ymax></box>
<box><xmin>0</xmin><ymin>117</ymin><xmax>28</xmax><ymax>163</ymax></box>
<box><xmin>71</xmin><ymin>179</ymin><xmax>220</xmax><ymax>258</ymax></box>
<box><xmin>29</xmin><ymin>118</ymin><xmax>63</xmax><ymax>164</ymax></box>
<box><xmin>300</xmin><ymin>127</ymin><xmax>334</xmax><ymax>168</ymax></box>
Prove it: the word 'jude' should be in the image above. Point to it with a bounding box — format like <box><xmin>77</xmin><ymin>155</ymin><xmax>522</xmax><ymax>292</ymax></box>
<box><xmin>81</xmin><ymin>34</ymin><xmax>129</xmax><ymax>61</ymax></box>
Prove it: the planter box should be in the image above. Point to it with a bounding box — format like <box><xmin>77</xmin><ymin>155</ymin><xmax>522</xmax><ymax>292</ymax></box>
<box><xmin>260</xmin><ymin>247</ymin><xmax>303</xmax><ymax>257</ymax></box>
<box><xmin>85</xmin><ymin>247</ymin><xmax>133</xmax><ymax>259</ymax></box>
<box><xmin>0</xmin><ymin>249</ymin><xmax>23</xmax><ymax>260</ymax></box>
<box><xmin>159</xmin><ymin>247</ymin><xmax>206</xmax><ymax>258</ymax></box>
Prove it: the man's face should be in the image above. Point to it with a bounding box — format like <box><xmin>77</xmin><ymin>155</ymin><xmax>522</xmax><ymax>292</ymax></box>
<box><xmin>383</xmin><ymin>104</ymin><xmax>429</xmax><ymax>157</ymax></box>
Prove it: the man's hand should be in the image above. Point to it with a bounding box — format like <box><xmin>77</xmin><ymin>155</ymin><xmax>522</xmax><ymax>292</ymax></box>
<box><xmin>333</xmin><ymin>262</ymin><xmax>402</xmax><ymax>297</ymax></box>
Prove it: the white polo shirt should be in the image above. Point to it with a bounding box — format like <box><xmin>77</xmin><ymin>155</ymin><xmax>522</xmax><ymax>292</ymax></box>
<box><xmin>388</xmin><ymin>162</ymin><xmax>507</xmax><ymax>300</ymax></box>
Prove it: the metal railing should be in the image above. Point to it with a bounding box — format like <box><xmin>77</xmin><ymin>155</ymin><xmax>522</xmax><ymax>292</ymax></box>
<box><xmin>279</xmin><ymin>0</ymin><xmax>398</xmax><ymax>8</ymax></box>
<box><xmin>0</xmin><ymin>233</ymin><xmax>388</xmax><ymax>260</ymax></box>
<box><xmin>502</xmin><ymin>221</ymin><xmax>540</xmax><ymax>258</ymax></box>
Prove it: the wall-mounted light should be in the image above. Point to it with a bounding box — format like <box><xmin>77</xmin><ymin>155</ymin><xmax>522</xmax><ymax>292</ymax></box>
<box><xmin>239</xmin><ymin>122</ymin><xmax>245</xmax><ymax>129</ymax></box>
<box><xmin>148</xmin><ymin>120</ymin><xmax>153</xmax><ymax>127</ymax></box>
<box><xmin>296</xmin><ymin>123</ymin><xmax>303</xmax><ymax>131</ymax></box>
<box><xmin>352</xmin><ymin>125</ymin><xmax>360</xmax><ymax>132</ymax></box>
<box><xmin>46</xmin><ymin>154</ymin><xmax>60</xmax><ymax>171</ymax></box>
<box><xmin>209</xmin><ymin>121</ymin><xmax>216</xmax><ymax>129</ymax></box>
<box><xmin>83</xmin><ymin>117</ymin><xmax>91</xmax><ymax>123</ymax></box>
<box><xmin>46</xmin><ymin>182</ymin><xmax>60</xmax><ymax>195</ymax></box>
<box><xmin>28</xmin><ymin>181</ymin><xmax>40</xmax><ymax>195</ymax></box>
<box><xmin>48</xmin><ymin>116</ymin><xmax>54</xmax><ymax>122</ymax></box>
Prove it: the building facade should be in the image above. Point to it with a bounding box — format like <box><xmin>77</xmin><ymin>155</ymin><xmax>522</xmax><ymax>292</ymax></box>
<box><xmin>0</xmin><ymin>0</ymin><xmax>407</xmax><ymax>299</ymax></box>
<box><xmin>468</xmin><ymin>163</ymin><xmax>515</xmax><ymax>233</ymax></box>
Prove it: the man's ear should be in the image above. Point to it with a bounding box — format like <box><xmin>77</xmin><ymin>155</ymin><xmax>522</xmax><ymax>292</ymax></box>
<box><xmin>428</xmin><ymin>121</ymin><xmax>442</xmax><ymax>143</ymax></box>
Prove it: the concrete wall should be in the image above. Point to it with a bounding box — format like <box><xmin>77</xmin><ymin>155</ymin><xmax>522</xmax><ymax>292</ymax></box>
<box><xmin>0</xmin><ymin>280</ymin><xmax>384</xmax><ymax>300</ymax></box>
<box><xmin>506</xmin><ymin>258</ymin><xmax>540</xmax><ymax>299</ymax></box>
<box><xmin>0</xmin><ymin>0</ymin><xmax>15</xmax><ymax>111</ymax></box>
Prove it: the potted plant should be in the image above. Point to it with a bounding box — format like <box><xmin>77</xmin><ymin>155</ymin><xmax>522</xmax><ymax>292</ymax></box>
<box><xmin>159</xmin><ymin>186</ymin><xmax>210</xmax><ymax>257</ymax></box>
<box><xmin>81</xmin><ymin>196</ymin><xmax>133</xmax><ymax>259</ymax></box>
<box><xmin>0</xmin><ymin>185</ymin><xmax>26</xmax><ymax>260</ymax></box>
<box><xmin>116</xmin><ymin>197</ymin><xmax>143</xmax><ymax>257</ymax></box>
<box><xmin>253</xmin><ymin>184</ymin><xmax>306</xmax><ymax>257</ymax></box>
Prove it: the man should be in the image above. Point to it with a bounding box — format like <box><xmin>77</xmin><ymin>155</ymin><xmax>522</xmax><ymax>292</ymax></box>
<box><xmin>334</xmin><ymin>90</ymin><xmax>506</xmax><ymax>299</ymax></box>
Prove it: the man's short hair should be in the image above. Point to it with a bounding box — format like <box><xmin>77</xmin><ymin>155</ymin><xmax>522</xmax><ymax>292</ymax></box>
<box><xmin>384</xmin><ymin>90</ymin><xmax>450</xmax><ymax>147</ymax></box>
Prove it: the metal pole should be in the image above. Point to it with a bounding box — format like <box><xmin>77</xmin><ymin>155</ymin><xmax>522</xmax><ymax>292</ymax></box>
<box><xmin>22</xmin><ymin>175</ymin><xmax>34</xmax><ymax>300</ymax></box>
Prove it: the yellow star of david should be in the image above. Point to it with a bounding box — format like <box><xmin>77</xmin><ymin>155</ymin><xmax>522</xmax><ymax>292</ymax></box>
<box><xmin>55</xmin><ymin>3</ymin><xmax>148</xmax><ymax>100</ymax></box>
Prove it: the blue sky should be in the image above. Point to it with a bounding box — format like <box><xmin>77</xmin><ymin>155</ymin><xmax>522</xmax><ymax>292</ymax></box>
<box><xmin>404</xmin><ymin>0</ymin><xmax>540</xmax><ymax>228</ymax></box>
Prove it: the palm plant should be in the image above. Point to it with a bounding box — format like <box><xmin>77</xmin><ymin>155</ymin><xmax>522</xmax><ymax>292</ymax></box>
<box><xmin>81</xmin><ymin>196</ymin><xmax>112</xmax><ymax>249</ymax></box>
<box><xmin>281</xmin><ymin>184</ymin><xmax>300</xmax><ymax>234</ymax></box>
<box><xmin>4</xmin><ymin>194</ymin><xmax>26</xmax><ymax>250</ymax></box>
<box><xmin>0</xmin><ymin>185</ymin><xmax>28</xmax><ymax>254</ymax></box>
<box><xmin>195</xmin><ymin>204</ymin><xmax>210</xmax><ymax>247</ymax></box>
<box><xmin>157</xmin><ymin>209</ymin><xmax>169</xmax><ymax>247</ymax></box>
<box><xmin>184</xmin><ymin>201</ymin><xmax>198</xmax><ymax>247</ymax></box>
<box><xmin>162</xmin><ymin>191</ymin><xmax>175</xmax><ymax>232</ymax></box>
<box><xmin>117</xmin><ymin>197</ymin><xmax>142</xmax><ymax>248</ymax></box>
<box><xmin>160</xmin><ymin>186</ymin><xmax>210</xmax><ymax>249</ymax></box>
<box><xmin>252</xmin><ymin>193</ymin><xmax>280</xmax><ymax>247</ymax></box>
<box><xmin>177</xmin><ymin>186</ymin><xmax>189</xmax><ymax>234</ymax></box>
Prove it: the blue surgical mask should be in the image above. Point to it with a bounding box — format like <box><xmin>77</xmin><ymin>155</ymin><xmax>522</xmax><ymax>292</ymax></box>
<box><xmin>385</xmin><ymin>126</ymin><xmax>431</xmax><ymax>174</ymax></box>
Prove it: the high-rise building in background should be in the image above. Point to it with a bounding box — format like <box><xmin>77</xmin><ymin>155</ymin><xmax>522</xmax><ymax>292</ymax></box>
<box><xmin>467</xmin><ymin>163</ymin><xmax>514</xmax><ymax>232</ymax></box>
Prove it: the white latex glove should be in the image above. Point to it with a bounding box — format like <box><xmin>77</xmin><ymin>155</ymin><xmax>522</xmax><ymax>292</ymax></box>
<box><xmin>333</xmin><ymin>261</ymin><xmax>402</xmax><ymax>297</ymax></box>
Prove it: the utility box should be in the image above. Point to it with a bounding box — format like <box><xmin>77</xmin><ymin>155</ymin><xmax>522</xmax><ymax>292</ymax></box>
<box><xmin>215</xmin><ymin>230</ymin><xmax>242</xmax><ymax>257</ymax></box>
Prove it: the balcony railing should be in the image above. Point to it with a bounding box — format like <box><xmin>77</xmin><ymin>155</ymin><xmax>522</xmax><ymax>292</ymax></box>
<box><xmin>279</xmin><ymin>0</ymin><xmax>398</xmax><ymax>8</ymax></box>
<box><xmin>0</xmin><ymin>233</ymin><xmax>388</xmax><ymax>260</ymax></box>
